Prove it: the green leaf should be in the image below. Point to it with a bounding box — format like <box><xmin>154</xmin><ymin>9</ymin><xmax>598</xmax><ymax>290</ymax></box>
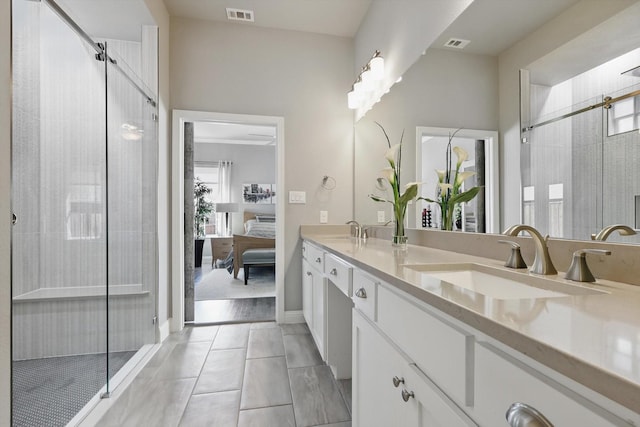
<box><xmin>398</xmin><ymin>184</ymin><xmax>418</xmax><ymax>206</ymax></box>
<box><xmin>369</xmin><ymin>194</ymin><xmax>392</xmax><ymax>204</ymax></box>
<box><xmin>449</xmin><ymin>186</ymin><xmax>480</xmax><ymax>205</ymax></box>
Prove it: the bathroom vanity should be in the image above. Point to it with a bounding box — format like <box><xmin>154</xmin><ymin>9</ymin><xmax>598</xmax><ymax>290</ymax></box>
<box><xmin>301</xmin><ymin>229</ymin><xmax>640</xmax><ymax>426</ymax></box>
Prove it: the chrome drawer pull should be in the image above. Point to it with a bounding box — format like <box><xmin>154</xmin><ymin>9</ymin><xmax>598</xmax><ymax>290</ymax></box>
<box><xmin>506</xmin><ymin>402</ymin><xmax>553</xmax><ymax>427</ymax></box>
<box><xmin>401</xmin><ymin>389</ymin><xmax>414</xmax><ymax>402</ymax></box>
<box><xmin>315</xmin><ymin>257</ymin><xmax>322</xmax><ymax>263</ymax></box>
<box><xmin>306</xmin><ymin>271</ymin><xmax>312</xmax><ymax>276</ymax></box>
<box><xmin>392</xmin><ymin>376</ymin><xmax>404</xmax><ymax>388</ymax></box>
<box><xmin>355</xmin><ymin>288</ymin><xmax>367</xmax><ymax>299</ymax></box>
<box><xmin>330</xmin><ymin>268</ymin><xmax>337</xmax><ymax>275</ymax></box>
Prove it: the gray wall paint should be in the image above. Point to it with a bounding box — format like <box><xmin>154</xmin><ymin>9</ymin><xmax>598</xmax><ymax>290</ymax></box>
<box><xmin>1</xmin><ymin>0</ymin><xmax>11</xmax><ymax>421</ymax></box>
<box><xmin>354</xmin><ymin>48</ymin><xmax>499</xmax><ymax>226</ymax></box>
<box><xmin>195</xmin><ymin>143</ymin><xmax>276</xmax><ymax>236</ymax></box>
<box><xmin>170</xmin><ymin>18</ymin><xmax>354</xmax><ymax>311</ymax></box>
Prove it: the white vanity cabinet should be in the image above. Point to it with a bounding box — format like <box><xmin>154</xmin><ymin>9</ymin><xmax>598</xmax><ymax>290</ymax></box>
<box><xmin>347</xmin><ymin>258</ymin><xmax>639</xmax><ymax>427</ymax></box>
<box><xmin>301</xmin><ymin>241</ymin><xmax>326</xmax><ymax>358</ymax></box>
<box><xmin>353</xmin><ymin>309</ymin><xmax>476</xmax><ymax>427</ymax></box>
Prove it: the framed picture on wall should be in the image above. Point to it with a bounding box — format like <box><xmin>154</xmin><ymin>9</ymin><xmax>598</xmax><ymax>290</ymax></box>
<box><xmin>242</xmin><ymin>183</ymin><xmax>274</xmax><ymax>204</ymax></box>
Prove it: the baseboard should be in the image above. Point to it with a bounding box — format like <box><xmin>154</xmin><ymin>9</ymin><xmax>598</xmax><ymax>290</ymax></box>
<box><xmin>282</xmin><ymin>310</ymin><xmax>304</xmax><ymax>324</ymax></box>
<box><xmin>159</xmin><ymin>319</ymin><xmax>171</xmax><ymax>342</ymax></box>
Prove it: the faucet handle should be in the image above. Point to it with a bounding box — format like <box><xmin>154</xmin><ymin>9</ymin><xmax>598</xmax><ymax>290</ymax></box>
<box><xmin>498</xmin><ymin>240</ymin><xmax>527</xmax><ymax>269</ymax></box>
<box><xmin>565</xmin><ymin>249</ymin><xmax>611</xmax><ymax>282</ymax></box>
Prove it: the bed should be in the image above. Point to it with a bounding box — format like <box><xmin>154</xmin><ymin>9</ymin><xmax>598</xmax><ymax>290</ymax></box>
<box><xmin>231</xmin><ymin>211</ymin><xmax>276</xmax><ymax>279</ymax></box>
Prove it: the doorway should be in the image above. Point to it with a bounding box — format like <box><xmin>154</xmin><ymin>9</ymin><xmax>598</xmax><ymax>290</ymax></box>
<box><xmin>171</xmin><ymin>111</ymin><xmax>285</xmax><ymax>330</ymax></box>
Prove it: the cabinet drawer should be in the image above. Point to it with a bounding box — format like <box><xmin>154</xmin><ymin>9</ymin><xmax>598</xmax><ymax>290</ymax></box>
<box><xmin>377</xmin><ymin>285</ymin><xmax>473</xmax><ymax>407</ymax></box>
<box><xmin>352</xmin><ymin>269</ymin><xmax>378</xmax><ymax>322</ymax></box>
<box><xmin>474</xmin><ymin>342</ymin><xmax>625</xmax><ymax>427</ymax></box>
<box><xmin>325</xmin><ymin>253</ymin><xmax>352</xmax><ymax>297</ymax></box>
<box><xmin>213</xmin><ymin>240</ymin><xmax>232</xmax><ymax>249</ymax></box>
<box><xmin>302</xmin><ymin>241</ymin><xmax>324</xmax><ymax>272</ymax></box>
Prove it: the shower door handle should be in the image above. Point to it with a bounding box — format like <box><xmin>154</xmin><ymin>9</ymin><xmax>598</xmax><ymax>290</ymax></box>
<box><xmin>11</xmin><ymin>213</ymin><xmax>16</xmax><ymax>225</ymax></box>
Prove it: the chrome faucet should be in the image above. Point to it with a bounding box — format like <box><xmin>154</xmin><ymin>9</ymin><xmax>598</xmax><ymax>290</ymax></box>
<box><xmin>346</xmin><ymin>220</ymin><xmax>361</xmax><ymax>239</ymax></box>
<box><xmin>503</xmin><ymin>225</ymin><xmax>557</xmax><ymax>275</ymax></box>
<box><xmin>591</xmin><ymin>224</ymin><xmax>637</xmax><ymax>241</ymax></box>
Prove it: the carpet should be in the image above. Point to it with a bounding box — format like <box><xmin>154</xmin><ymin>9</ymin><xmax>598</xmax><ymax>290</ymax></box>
<box><xmin>195</xmin><ymin>267</ymin><xmax>275</xmax><ymax>301</ymax></box>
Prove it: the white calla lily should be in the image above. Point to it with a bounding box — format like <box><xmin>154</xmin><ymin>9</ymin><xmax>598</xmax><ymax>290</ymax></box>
<box><xmin>385</xmin><ymin>144</ymin><xmax>401</xmax><ymax>165</ymax></box>
<box><xmin>435</xmin><ymin>169</ymin><xmax>446</xmax><ymax>183</ymax></box>
<box><xmin>438</xmin><ymin>183</ymin><xmax>452</xmax><ymax>194</ymax></box>
<box><xmin>452</xmin><ymin>146</ymin><xmax>468</xmax><ymax>165</ymax></box>
<box><xmin>455</xmin><ymin>171</ymin><xmax>476</xmax><ymax>186</ymax></box>
<box><xmin>381</xmin><ymin>167</ymin><xmax>395</xmax><ymax>184</ymax></box>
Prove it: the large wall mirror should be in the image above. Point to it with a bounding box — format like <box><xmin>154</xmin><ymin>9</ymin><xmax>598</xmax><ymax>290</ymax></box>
<box><xmin>353</xmin><ymin>0</ymin><xmax>640</xmax><ymax>246</ymax></box>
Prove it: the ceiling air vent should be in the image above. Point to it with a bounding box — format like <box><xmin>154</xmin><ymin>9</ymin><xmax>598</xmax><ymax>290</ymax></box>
<box><xmin>444</xmin><ymin>38</ymin><xmax>470</xmax><ymax>49</ymax></box>
<box><xmin>226</xmin><ymin>8</ymin><xmax>254</xmax><ymax>22</ymax></box>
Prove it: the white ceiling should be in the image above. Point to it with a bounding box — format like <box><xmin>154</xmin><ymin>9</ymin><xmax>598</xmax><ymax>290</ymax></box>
<box><xmin>163</xmin><ymin>0</ymin><xmax>372</xmax><ymax>38</ymax></box>
<box><xmin>194</xmin><ymin>122</ymin><xmax>277</xmax><ymax>146</ymax></box>
<box><xmin>432</xmin><ymin>0</ymin><xmax>582</xmax><ymax>55</ymax></box>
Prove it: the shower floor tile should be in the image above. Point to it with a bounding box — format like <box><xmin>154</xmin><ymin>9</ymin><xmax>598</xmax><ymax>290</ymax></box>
<box><xmin>12</xmin><ymin>351</ymin><xmax>135</xmax><ymax>427</ymax></box>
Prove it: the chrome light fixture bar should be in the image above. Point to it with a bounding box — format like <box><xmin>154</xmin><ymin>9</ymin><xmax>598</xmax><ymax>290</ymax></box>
<box><xmin>348</xmin><ymin>50</ymin><xmax>385</xmax><ymax>110</ymax></box>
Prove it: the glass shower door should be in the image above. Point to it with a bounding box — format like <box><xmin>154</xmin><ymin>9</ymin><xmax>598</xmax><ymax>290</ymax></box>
<box><xmin>11</xmin><ymin>0</ymin><xmax>109</xmax><ymax>424</ymax></box>
<box><xmin>104</xmin><ymin>43</ymin><xmax>158</xmax><ymax>391</ymax></box>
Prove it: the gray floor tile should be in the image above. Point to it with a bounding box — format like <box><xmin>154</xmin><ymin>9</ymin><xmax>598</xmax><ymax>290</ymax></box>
<box><xmin>97</xmin><ymin>377</ymin><xmax>196</xmax><ymax>427</ymax></box>
<box><xmin>316</xmin><ymin>423</ymin><xmax>351</xmax><ymax>427</ymax></box>
<box><xmin>179</xmin><ymin>390</ymin><xmax>240</xmax><ymax>427</ymax></box>
<box><xmin>167</xmin><ymin>325</ymin><xmax>219</xmax><ymax>343</ymax></box>
<box><xmin>155</xmin><ymin>342</ymin><xmax>211</xmax><ymax>380</ymax></box>
<box><xmin>247</xmin><ymin>327</ymin><xmax>285</xmax><ymax>359</ymax></box>
<box><xmin>237</xmin><ymin>405</ymin><xmax>296</xmax><ymax>427</ymax></box>
<box><xmin>193</xmin><ymin>349</ymin><xmax>245</xmax><ymax>394</ymax></box>
<box><xmin>281</xmin><ymin>323</ymin><xmax>310</xmax><ymax>335</ymax></box>
<box><xmin>337</xmin><ymin>379</ymin><xmax>352</xmax><ymax>415</ymax></box>
<box><xmin>283</xmin><ymin>333</ymin><xmax>323</xmax><ymax>368</ymax></box>
<box><xmin>212</xmin><ymin>323</ymin><xmax>251</xmax><ymax>349</ymax></box>
<box><xmin>289</xmin><ymin>365</ymin><xmax>351</xmax><ymax>427</ymax></box>
<box><xmin>241</xmin><ymin>357</ymin><xmax>292</xmax><ymax>410</ymax></box>
<box><xmin>250</xmin><ymin>321</ymin><xmax>279</xmax><ymax>330</ymax></box>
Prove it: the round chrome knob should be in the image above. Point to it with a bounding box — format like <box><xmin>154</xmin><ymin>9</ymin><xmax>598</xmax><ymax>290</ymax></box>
<box><xmin>506</xmin><ymin>402</ymin><xmax>553</xmax><ymax>427</ymax></box>
<box><xmin>330</xmin><ymin>268</ymin><xmax>337</xmax><ymax>275</ymax></box>
<box><xmin>392</xmin><ymin>376</ymin><xmax>404</xmax><ymax>388</ymax></box>
<box><xmin>315</xmin><ymin>257</ymin><xmax>321</xmax><ymax>263</ymax></box>
<box><xmin>306</xmin><ymin>271</ymin><xmax>312</xmax><ymax>276</ymax></box>
<box><xmin>401</xmin><ymin>389</ymin><xmax>414</xmax><ymax>402</ymax></box>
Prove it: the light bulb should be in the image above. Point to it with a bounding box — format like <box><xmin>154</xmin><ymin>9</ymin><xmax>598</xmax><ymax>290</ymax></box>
<box><xmin>369</xmin><ymin>55</ymin><xmax>384</xmax><ymax>80</ymax></box>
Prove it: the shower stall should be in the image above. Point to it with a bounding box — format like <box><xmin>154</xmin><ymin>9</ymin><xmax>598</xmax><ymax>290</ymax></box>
<box><xmin>11</xmin><ymin>0</ymin><xmax>158</xmax><ymax>425</ymax></box>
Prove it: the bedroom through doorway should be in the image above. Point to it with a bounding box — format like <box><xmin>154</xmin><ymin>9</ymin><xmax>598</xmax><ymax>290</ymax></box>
<box><xmin>173</xmin><ymin>111</ymin><xmax>284</xmax><ymax>327</ymax></box>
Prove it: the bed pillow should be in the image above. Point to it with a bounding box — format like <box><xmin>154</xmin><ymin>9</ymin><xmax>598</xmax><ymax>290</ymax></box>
<box><xmin>244</xmin><ymin>219</ymin><xmax>258</xmax><ymax>233</ymax></box>
<box><xmin>255</xmin><ymin>215</ymin><xmax>276</xmax><ymax>223</ymax></box>
<box><xmin>246</xmin><ymin>221</ymin><xmax>276</xmax><ymax>238</ymax></box>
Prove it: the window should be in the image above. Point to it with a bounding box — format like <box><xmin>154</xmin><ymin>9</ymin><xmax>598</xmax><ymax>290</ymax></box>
<box><xmin>548</xmin><ymin>184</ymin><xmax>563</xmax><ymax>238</ymax></box>
<box><xmin>523</xmin><ymin>186</ymin><xmax>535</xmax><ymax>227</ymax></box>
<box><xmin>194</xmin><ymin>164</ymin><xmax>219</xmax><ymax>234</ymax></box>
<box><xmin>608</xmin><ymin>94</ymin><xmax>640</xmax><ymax>136</ymax></box>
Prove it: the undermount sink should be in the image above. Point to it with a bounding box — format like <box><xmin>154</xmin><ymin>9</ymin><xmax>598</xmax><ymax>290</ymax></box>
<box><xmin>402</xmin><ymin>263</ymin><xmax>607</xmax><ymax>300</ymax></box>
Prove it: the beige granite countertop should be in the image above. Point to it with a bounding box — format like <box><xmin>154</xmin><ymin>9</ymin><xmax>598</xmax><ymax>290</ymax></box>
<box><xmin>301</xmin><ymin>231</ymin><xmax>640</xmax><ymax>414</ymax></box>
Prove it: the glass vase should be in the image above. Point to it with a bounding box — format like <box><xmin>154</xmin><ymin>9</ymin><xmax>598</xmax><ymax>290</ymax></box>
<box><xmin>392</xmin><ymin>234</ymin><xmax>408</xmax><ymax>249</ymax></box>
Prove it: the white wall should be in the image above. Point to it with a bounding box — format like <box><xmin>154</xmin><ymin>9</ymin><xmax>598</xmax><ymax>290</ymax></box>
<box><xmin>194</xmin><ymin>143</ymin><xmax>276</xmax><ymax>236</ymax></box>
<box><xmin>354</xmin><ymin>48</ymin><xmax>499</xmax><ymax>226</ymax></box>
<box><xmin>1</xmin><ymin>0</ymin><xmax>11</xmax><ymax>422</ymax></box>
<box><xmin>170</xmin><ymin>18</ymin><xmax>354</xmax><ymax>311</ymax></box>
<box><xmin>143</xmin><ymin>0</ymin><xmax>171</xmax><ymax>333</ymax></box>
<box><xmin>497</xmin><ymin>0</ymin><xmax>636</xmax><ymax>228</ymax></box>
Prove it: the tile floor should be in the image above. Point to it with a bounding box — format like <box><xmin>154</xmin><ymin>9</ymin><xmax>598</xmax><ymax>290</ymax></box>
<box><xmin>96</xmin><ymin>322</ymin><xmax>351</xmax><ymax>427</ymax></box>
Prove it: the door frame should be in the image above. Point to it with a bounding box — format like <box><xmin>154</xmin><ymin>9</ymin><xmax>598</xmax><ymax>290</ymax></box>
<box><xmin>171</xmin><ymin>110</ymin><xmax>285</xmax><ymax>331</ymax></box>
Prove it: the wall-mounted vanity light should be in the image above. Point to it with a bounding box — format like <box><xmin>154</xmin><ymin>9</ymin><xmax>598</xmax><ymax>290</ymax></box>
<box><xmin>347</xmin><ymin>50</ymin><xmax>385</xmax><ymax>110</ymax></box>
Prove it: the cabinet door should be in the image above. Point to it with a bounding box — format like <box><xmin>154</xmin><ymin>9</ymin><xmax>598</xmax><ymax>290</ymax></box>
<box><xmin>302</xmin><ymin>259</ymin><xmax>313</xmax><ymax>329</ymax></box>
<box><xmin>311</xmin><ymin>269</ymin><xmax>326</xmax><ymax>358</ymax></box>
<box><xmin>352</xmin><ymin>310</ymin><xmax>417</xmax><ymax>427</ymax></box>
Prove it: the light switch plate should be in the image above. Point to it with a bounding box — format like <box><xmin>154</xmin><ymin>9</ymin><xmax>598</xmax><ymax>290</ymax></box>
<box><xmin>288</xmin><ymin>191</ymin><xmax>306</xmax><ymax>204</ymax></box>
<box><xmin>320</xmin><ymin>210</ymin><xmax>328</xmax><ymax>224</ymax></box>
<box><xmin>377</xmin><ymin>211</ymin><xmax>385</xmax><ymax>223</ymax></box>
